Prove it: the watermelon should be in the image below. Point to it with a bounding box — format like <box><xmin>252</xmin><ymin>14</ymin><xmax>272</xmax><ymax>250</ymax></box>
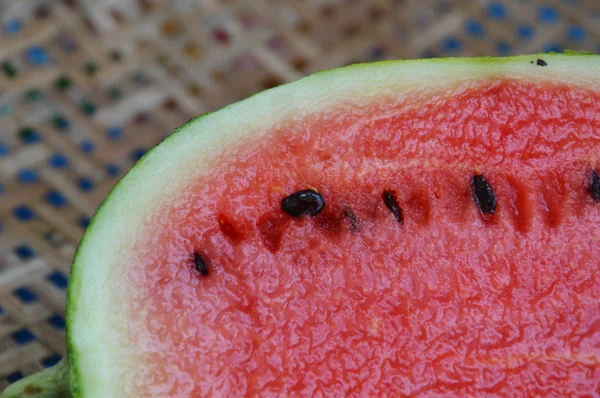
<box><xmin>3</xmin><ymin>53</ymin><xmax>600</xmax><ymax>397</ymax></box>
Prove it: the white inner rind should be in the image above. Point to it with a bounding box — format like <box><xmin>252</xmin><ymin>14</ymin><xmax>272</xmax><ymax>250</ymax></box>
<box><xmin>67</xmin><ymin>54</ymin><xmax>600</xmax><ymax>397</ymax></box>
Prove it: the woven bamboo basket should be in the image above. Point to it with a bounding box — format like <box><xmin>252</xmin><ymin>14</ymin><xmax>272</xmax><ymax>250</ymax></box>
<box><xmin>0</xmin><ymin>0</ymin><xmax>598</xmax><ymax>389</ymax></box>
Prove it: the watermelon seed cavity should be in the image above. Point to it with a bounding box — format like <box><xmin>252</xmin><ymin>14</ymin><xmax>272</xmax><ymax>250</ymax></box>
<box><xmin>382</xmin><ymin>190</ymin><xmax>404</xmax><ymax>224</ymax></box>
<box><xmin>218</xmin><ymin>213</ymin><xmax>243</xmax><ymax>240</ymax></box>
<box><xmin>281</xmin><ymin>189</ymin><xmax>325</xmax><ymax>217</ymax></box>
<box><xmin>471</xmin><ymin>174</ymin><xmax>497</xmax><ymax>219</ymax></box>
<box><xmin>342</xmin><ymin>206</ymin><xmax>360</xmax><ymax>231</ymax></box>
<box><xmin>590</xmin><ymin>169</ymin><xmax>600</xmax><ymax>201</ymax></box>
<box><xmin>193</xmin><ymin>252</ymin><xmax>209</xmax><ymax>276</ymax></box>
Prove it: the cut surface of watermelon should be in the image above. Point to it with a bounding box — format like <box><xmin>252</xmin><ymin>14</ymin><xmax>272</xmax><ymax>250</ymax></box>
<box><xmin>4</xmin><ymin>53</ymin><xmax>600</xmax><ymax>397</ymax></box>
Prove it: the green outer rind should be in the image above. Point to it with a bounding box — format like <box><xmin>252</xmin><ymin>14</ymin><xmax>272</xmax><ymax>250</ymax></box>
<box><xmin>66</xmin><ymin>52</ymin><xmax>600</xmax><ymax>397</ymax></box>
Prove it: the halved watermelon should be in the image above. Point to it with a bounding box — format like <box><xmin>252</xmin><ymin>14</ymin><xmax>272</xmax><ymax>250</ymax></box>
<box><xmin>3</xmin><ymin>53</ymin><xmax>600</xmax><ymax>397</ymax></box>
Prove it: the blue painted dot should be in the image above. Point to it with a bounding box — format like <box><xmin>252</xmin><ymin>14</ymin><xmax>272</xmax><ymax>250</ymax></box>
<box><xmin>544</xmin><ymin>42</ymin><xmax>563</xmax><ymax>53</ymax></box>
<box><xmin>105</xmin><ymin>163</ymin><xmax>120</xmax><ymax>176</ymax></box>
<box><xmin>47</xmin><ymin>271</ymin><xmax>68</xmax><ymax>289</ymax></box>
<box><xmin>0</xmin><ymin>142</ymin><xmax>9</xmax><ymax>156</ymax></box>
<box><xmin>567</xmin><ymin>25</ymin><xmax>586</xmax><ymax>41</ymax></box>
<box><xmin>18</xmin><ymin>169</ymin><xmax>38</xmax><ymax>184</ymax></box>
<box><xmin>5</xmin><ymin>19</ymin><xmax>23</xmax><ymax>34</ymax></box>
<box><xmin>486</xmin><ymin>3</ymin><xmax>507</xmax><ymax>19</ymax></box>
<box><xmin>52</xmin><ymin>114</ymin><xmax>70</xmax><ymax>131</ymax></box>
<box><xmin>45</xmin><ymin>190</ymin><xmax>68</xmax><ymax>208</ymax></box>
<box><xmin>106</xmin><ymin>126</ymin><xmax>122</xmax><ymax>140</ymax></box>
<box><xmin>80</xmin><ymin>140</ymin><xmax>95</xmax><ymax>154</ymax></box>
<box><xmin>11</xmin><ymin>329</ymin><xmax>36</xmax><ymax>345</ymax></box>
<box><xmin>538</xmin><ymin>6</ymin><xmax>559</xmax><ymax>23</ymax></box>
<box><xmin>42</xmin><ymin>354</ymin><xmax>62</xmax><ymax>368</ymax></box>
<box><xmin>442</xmin><ymin>37</ymin><xmax>462</xmax><ymax>52</ymax></box>
<box><xmin>79</xmin><ymin>216</ymin><xmax>90</xmax><ymax>228</ymax></box>
<box><xmin>78</xmin><ymin>177</ymin><xmax>94</xmax><ymax>192</ymax></box>
<box><xmin>6</xmin><ymin>372</ymin><xmax>23</xmax><ymax>383</ymax></box>
<box><xmin>131</xmin><ymin>148</ymin><xmax>147</xmax><ymax>161</ymax></box>
<box><xmin>465</xmin><ymin>19</ymin><xmax>485</xmax><ymax>37</ymax></box>
<box><xmin>0</xmin><ymin>305</ymin><xmax>3</xmax><ymax>315</ymax></box>
<box><xmin>20</xmin><ymin>128</ymin><xmax>40</xmax><ymax>144</ymax></box>
<box><xmin>496</xmin><ymin>41</ymin><xmax>513</xmax><ymax>55</ymax></box>
<box><xmin>47</xmin><ymin>314</ymin><xmax>65</xmax><ymax>330</ymax></box>
<box><xmin>14</xmin><ymin>287</ymin><xmax>38</xmax><ymax>303</ymax></box>
<box><xmin>14</xmin><ymin>245</ymin><xmax>36</xmax><ymax>261</ymax></box>
<box><xmin>22</xmin><ymin>134</ymin><xmax>40</xmax><ymax>144</ymax></box>
<box><xmin>49</xmin><ymin>153</ymin><xmax>68</xmax><ymax>169</ymax></box>
<box><xmin>0</xmin><ymin>184</ymin><xmax>4</xmax><ymax>195</ymax></box>
<box><xmin>25</xmin><ymin>46</ymin><xmax>50</xmax><ymax>65</ymax></box>
<box><xmin>517</xmin><ymin>24</ymin><xmax>535</xmax><ymax>40</ymax></box>
<box><xmin>13</xmin><ymin>205</ymin><xmax>35</xmax><ymax>221</ymax></box>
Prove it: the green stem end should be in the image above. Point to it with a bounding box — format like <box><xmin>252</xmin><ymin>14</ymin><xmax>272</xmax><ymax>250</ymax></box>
<box><xmin>1</xmin><ymin>359</ymin><xmax>71</xmax><ymax>398</ymax></box>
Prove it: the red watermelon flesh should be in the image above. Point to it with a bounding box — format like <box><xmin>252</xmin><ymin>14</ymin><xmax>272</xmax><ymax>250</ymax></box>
<box><xmin>124</xmin><ymin>80</ymin><xmax>600</xmax><ymax>396</ymax></box>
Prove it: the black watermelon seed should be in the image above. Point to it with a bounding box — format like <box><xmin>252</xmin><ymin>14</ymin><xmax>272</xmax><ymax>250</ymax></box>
<box><xmin>471</xmin><ymin>174</ymin><xmax>497</xmax><ymax>219</ymax></box>
<box><xmin>281</xmin><ymin>189</ymin><xmax>325</xmax><ymax>217</ymax></box>
<box><xmin>342</xmin><ymin>206</ymin><xmax>360</xmax><ymax>231</ymax></box>
<box><xmin>590</xmin><ymin>170</ymin><xmax>600</xmax><ymax>201</ymax></box>
<box><xmin>382</xmin><ymin>190</ymin><xmax>403</xmax><ymax>224</ymax></box>
<box><xmin>193</xmin><ymin>252</ymin><xmax>209</xmax><ymax>276</ymax></box>
<box><xmin>536</xmin><ymin>58</ymin><xmax>547</xmax><ymax>67</ymax></box>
